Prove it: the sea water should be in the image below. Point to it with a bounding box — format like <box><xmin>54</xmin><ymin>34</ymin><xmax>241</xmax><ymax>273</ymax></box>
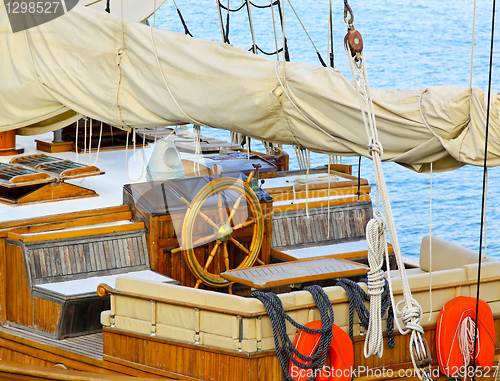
<box><xmin>154</xmin><ymin>0</ymin><xmax>499</xmax><ymax>259</ymax></box>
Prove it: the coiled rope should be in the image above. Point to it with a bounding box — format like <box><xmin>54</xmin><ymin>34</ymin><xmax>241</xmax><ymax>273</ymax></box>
<box><xmin>336</xmin><ymin>278</ymin><xmax>395</xmax><ymax>351</ymax></box>
<box><xmin>251</xmin><ymin>285</ymin><xmax>334</xmax><ymax>381</ymax></box>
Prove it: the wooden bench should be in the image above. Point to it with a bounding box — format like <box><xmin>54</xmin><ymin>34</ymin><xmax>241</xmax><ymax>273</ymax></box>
<box><xmin>5</xmin><ymin>218</ymin><xmax>176</xmax><ymax>339</ymax></box>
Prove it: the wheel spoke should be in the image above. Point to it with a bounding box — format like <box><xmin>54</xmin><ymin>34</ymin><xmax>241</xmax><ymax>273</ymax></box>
<box><xmin>232</xmin><ymin>217</ymin><xmax>256</xmax><ymax>232</ymax></box>
<box><xmin>204</xmin><ymin>241</ymin><xmax>221</xmax><ymax>271</ymax></box>
<box><xmin>222</xmin><ymin>242</ymin><xmax>230</xmax><ymax>271</ymax></box>
<box><xmin>192</xmin><ymin>232</ymin><xmax>218</xmax><ymax>248</ymax></box>
<box><xmin>229</xmin><ymin>237</ymin><xmax>251</xmax><ymax>258</ymax></box>
<box><xmin>180</xmin><ymin>196</ymin><xmax>219</xmax><ymax>230</ymax></box>
<box><xmin>227</xmin><ymin>193</ymin><xmax>245</xmax><ymax>225</ymax></box>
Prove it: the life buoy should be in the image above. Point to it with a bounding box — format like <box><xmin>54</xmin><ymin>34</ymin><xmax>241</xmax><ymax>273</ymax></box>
<box><xmin>289</xmin><ymin>320</ymin><xmax>354</xmax><ymax>381</ymax></box>
<box><xmin>436</xmin><ymin>296</ymin><xmax>495</xmax><ymax>376</ymax></box>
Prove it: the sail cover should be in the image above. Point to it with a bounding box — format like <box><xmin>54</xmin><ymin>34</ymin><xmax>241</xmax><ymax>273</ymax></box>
<box><xmin>1</xmin><ymin>3</ymin><xmax>499</xmax><ymax>171</ymax></box>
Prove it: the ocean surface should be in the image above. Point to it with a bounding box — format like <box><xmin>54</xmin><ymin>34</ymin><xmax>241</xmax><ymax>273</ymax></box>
<box><xmin>154</xmin><ymin>0</ymin><xmax>500</xmax><ymax>259</ymax></box>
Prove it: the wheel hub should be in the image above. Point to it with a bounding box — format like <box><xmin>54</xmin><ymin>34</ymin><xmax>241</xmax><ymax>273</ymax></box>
<box><xmin>217</xmin><ymin>224</ymin><xmax>232</xmax><ymax>242</ymax></box>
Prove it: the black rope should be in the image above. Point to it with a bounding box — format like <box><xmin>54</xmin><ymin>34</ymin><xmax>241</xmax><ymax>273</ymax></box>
<box><xmin>249</xmin><ymin>44</ymin><xmax>284</xmax><ymax>55</ymax></box>
<box><xmin>329</xmin><ymin>2</ymin><xmax>334</xmax><ymax>68</ymax></box>
<box><xmin>472</xmin><ymin>0</ymin><xmax>496</xmax><ymax>377</ymax></box>
<box><xmin>225</xmin><ymin>7</ymin><xmax>231</xmax><ymax>43</ymax></box>
<box><xmin>105</xmin><ymin>0</ymin><xmax>110</xmax><ymax>13</ymax></box>
<box><xmin>336</xmin><ymin>278</ymin><xmax>395</xmax><ymax>349</ymax></box>
<box><xmin>276</xmin><ymin>2</ymin><xmax>290</xmax><ymax>61</ymax></box>
<box><xmin>251</xmin><ymin>285</ymin><xmax>334</xmax><ymax>381</ymax></box>
<box><xmin>218</xmin><ymin>0</ymin><xmax>280</xmax><ymax>11</ymax></box>
<box><xmin>175</xmin><ymin>7</ymin><xmax>193</xmax><ymax>37</ymax></box>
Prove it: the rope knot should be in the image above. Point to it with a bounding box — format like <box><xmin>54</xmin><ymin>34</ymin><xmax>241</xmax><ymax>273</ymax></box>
<box><xmin>368</xmin><ymin>138</ymin><xmax>384</xmax><ymax>158</ymax></box>
<box><xmin>398</xmin><ymin>299</ymin><xmax>424</xmax><ymax>335</ymax></box>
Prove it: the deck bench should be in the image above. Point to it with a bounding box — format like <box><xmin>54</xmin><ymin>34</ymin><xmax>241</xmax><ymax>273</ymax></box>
<box><xmin>6</xmin><ymin>223</ymin><xmax>177</xmax><ymax>339</ymax></box>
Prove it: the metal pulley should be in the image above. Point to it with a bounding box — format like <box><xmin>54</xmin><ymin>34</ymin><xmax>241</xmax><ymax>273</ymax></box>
<box><xmin>344</xmin><ymin>27</ymin><xmax>363</xmax><ymax>61</ymax></box>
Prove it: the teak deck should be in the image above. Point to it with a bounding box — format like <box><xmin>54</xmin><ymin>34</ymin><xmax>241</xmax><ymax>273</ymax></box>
<box><xmin>221</xmin><ymin>257</ymin><xmax>368</xmax><ymax>288</ymax></box>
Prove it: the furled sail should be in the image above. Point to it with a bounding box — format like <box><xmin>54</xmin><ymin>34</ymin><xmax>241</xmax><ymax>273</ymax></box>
<box><xmin>1</xmin><ymin>3</ymin><xmax>499</xmax><ymax>171</ymax></box>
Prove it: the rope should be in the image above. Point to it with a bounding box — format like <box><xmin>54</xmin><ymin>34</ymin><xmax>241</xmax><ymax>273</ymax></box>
<box><xmin>172</xmin><ymin>0</ymin><xmax>193</xmax><ymax>37</ymax></box>
<box><xmin>124</xmin><ymin>130</ymin><xmax>146</xmax><ymax>182</ymax></box>
<box><xmin>459</xmin><ymin>316</ymin><xmax>477</xmax><ymax>369</ymax></box>
<box><xmin>345</xmin><ymin>30</ymin><xmax>427</xmax><ymax>371</ymax></box>
<box><xmin>251</xmin><ymin>285</ymin><xmax>334</xmax><ymax>381</ymax></box>
<box><xmin>270</xmin><ymin>0</ymin><xmax>280</xmax><ymax>61</ymax></box>
<box><xmin>285</xmin><ymin>0</ymin><xmax>326</xmax><ymax>66</ymax></box>
<box><xmin>246</xmin><ymin>0</ymin><xmax>257</xmax><ymax>54</ymax></box>
<box><xmin>75</xmin><ymin>118</ymin><xmax>79</xmax><ymax>163</ymax></box>
<box><xmin>472</xmin><ymin>1</ymin><xmax>496</xmax><ymax>374</ymax></box>
<box><xmin>94</xmin><ymin>121</ymin><xmax>104</xmax><ymax>166</ymax></box>
<box><xmin>193</xmin><ymin>125</ymin><xmax>202</xmax><ymax>176</ymax></box>
<box><xmin>305</xmin><ymin>149</ymin><xmax>310</xmax><ymax>218</ymax></box>
<box><xmin>336</xmin><ymin>278</ymin><xmax>395</xmax><ymax>349</ymax></box>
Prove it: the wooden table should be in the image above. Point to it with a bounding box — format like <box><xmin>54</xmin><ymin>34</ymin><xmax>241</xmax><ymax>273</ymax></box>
<box><xmin>221</xmin><ymin>257</ymin><xmax>368</xmax><ymax>288</ymax></box>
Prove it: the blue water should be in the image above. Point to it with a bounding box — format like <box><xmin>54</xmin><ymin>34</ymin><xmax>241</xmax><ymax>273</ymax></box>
<box><xmin>154</xmin><ymin>0</ymin><xmax>500</xmax><ymax>259</ymax></box>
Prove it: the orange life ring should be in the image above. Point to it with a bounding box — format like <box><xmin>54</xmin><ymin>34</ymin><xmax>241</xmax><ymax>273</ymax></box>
<box><xmin>436</xmin><ymin>296</ymin><xmax>495</xmax><ymax>376</ymax></box>
<box><xmin>289</xmin><ymin>320</ymin><xmax>354</xmax><ymax>381</ymax></box>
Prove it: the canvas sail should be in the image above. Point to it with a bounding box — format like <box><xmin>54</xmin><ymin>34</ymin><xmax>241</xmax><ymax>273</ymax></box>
<box><xmin>1</xmin><ymin>3</ymin><xmax>499</xmax><ymax>171</ymax></box>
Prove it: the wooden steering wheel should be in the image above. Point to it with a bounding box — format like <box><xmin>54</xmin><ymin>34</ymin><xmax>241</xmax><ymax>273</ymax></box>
<box><xmin>172</xmin><ymin>169</ymin><xmax>266</xmax><ymax>289</ymax></box>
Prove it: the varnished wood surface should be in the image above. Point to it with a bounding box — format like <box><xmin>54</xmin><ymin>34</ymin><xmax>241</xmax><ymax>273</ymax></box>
<box><xmin>272</xmin><ymin>202</ymin><xmax>373</xmax><ymax>249</ymax></box>
<box><xmin>221</xmin><ymin>257</ymin><xmax>368</xmax><ymax>288</ymax></box>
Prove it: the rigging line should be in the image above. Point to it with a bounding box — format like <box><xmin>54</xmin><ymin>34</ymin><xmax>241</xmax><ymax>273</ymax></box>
<box><xmin>472</xmin><ymin>1</ymin><xmax>495</xmax><ymax>373</ymax></box>
<box><xmin>328</xmin><ymin>0</ymin><xmax>334</xmax><ymax>67</ymax></box>
<box><xmin>270</xmin><ymin>0</ymin><xmax>280</xmax><ymax>60</ymax></box>
<box><xmin>469</xmin><ymin>0</ymin><xmax>478</xmax><ymax>91</ymax></box>
<box><xmin>225</xmin><ymin>0</ymin><xmax>231</xmax><ymax>43</ymax></box>
<box><xmin>285</xmin><ymin>0</ymin><xmax>326</xmax><ymax>67</ymax></box>
<box><xmin>274</xmin><ymin>61</ymin><xmax>349</xmax><ymax>151</ymax></box>
<box><xmin>249</xmin><ymin>0</ymin><xmax>280</xmax><ymax>9</ymax></box>
<box><xmin>216</xmin><ymin>0</ymin><xmax>227</xmax><ymax>42</ymax></box>
<box><xmin>246</xmin><ymin>0</ymin><xmax>257</xmax><ymax>54</ymax></box>
<box><xmin>218</xmin><ymin>0</ymin><xmax>246</xmax><ymax>12</ymax></box>
<box><xmin>172</xmin><ymin>0</ymin><xmax>193</xmax><ymax>37</ymax></box>
<box><xmin>251</xmin><ymin>45</ymin><xmax>283</xmax><ymax>55</ymax></box>
<box><xmin>148</xmin><ymin>26</ymin><xmax>205</xmax><ymax>127</ymax></box>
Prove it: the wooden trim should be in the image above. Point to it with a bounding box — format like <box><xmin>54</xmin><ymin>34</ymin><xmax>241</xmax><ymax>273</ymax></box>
<box><xmin>0</xmin><ymin>205</ymin><xmax>130</xmax><ymax>231</ymax></box>
<box><xmin>269</xmin><ymin>186</ymin><xmax>371</xmax><ymax>202</ymax></box>
<box><xmin>271</xmin><ymin>194</ymin><xmax>371</xmax><ymax>213</ymax></box>
<box><xmin>7</xmin><ymin>223</ymin><xmax>145</xmax><ymax>243</ymax></box>
<box><xmin>264</xmin><ymin>178</ymin><xmax>369</xmax><ymax>195</ymax></box>
<box><xmin>102</xmin><ymin>354</ymin><xmax>194</xmax><ymax>381</ymax></box>
<box><xmin>0</xmin><ymin>360</ymin><xmax>158</xmax><ymax>381</ymax></box>
<box><xmin>5</xmin><ymin>212</ymin><xmax>133</xmax><ymax>235</ymax></box>
<box><xmin>0</xmin><ymin>238</ymin><xmax>6</xmax><ymax>323</ymax></box>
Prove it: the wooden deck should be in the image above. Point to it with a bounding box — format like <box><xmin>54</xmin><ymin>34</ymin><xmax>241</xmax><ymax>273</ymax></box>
<box><xmin>0</xmin><ymin>325</ymin><xmax>103</xmax><ymax>360</ymax></box>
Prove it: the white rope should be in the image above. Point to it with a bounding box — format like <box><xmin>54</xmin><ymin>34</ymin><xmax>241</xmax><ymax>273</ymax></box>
<box><xmin>75</xmin><ymin>118</ymin><xmax>80</xmax><ymax>163</ymax></box>
<box><xmin>246</xmin><ymin>0</ymin><xmax>257</xmax><ymax>54</ymax></box>
<box><xmin>148</xmin><ymin>26</ymin><xmax>205</xmax><ymax>127</ymax></box>
<box><xmin>364</xmin><ymin>216</ymin><xmax>387</xmax><ymax>358</ymax></box>
<box><xmin>458</xmin><ymin>315</ymin><xmax>477</xmax><ymax>370</ymax></box>
<box><xmin>83</xmin><ymin>117</ymin><xmax>87</xmax><ymax>154</ymax></box>
<box><xmin>345</xmin><ymin>43</ymin><xmax>426</xmax><ymax>367</ymax></box>
<box><xmin>193</xmin><ymin>125</ymin><xmax>202</xmax><ymax>176</ymax></box>
<box><xmin>94</xmin><ymin>121</ymin><xmax>104</xmax><ymax>165</ymax></box>
<box><xmin>428</xmin><ymin>162</ymin><xmax>433</xmax><ymax>322</ymax></box>
<box><xmin>88</xmin><ymin>118</ymin><xmax>92</xmax><ymax>165</ymax></box>
<box><xmin>270</xmin><ymin>0</ymin><xmax>280</xmax><ymax>61</ymax></box>
<box><xmin>246</xmin><ymin>135</ymin><xmax>250</xmax><ymax>159</ymax></box>
<box><xmin>124</xmin><ymin>130</ymin><xmax>146</xmax><ymax>182</ymax></box>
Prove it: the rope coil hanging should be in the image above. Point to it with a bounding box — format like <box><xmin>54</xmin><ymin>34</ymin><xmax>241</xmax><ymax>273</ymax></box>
<box><xmin>251</xmin><ymin>285</ymin><xmax>334</xmax><ymax>381</ymax></box>
<box><xmin>342</xmin><ymin>1</ymin><xmax>430</xmax><ymax>379</ymax></box>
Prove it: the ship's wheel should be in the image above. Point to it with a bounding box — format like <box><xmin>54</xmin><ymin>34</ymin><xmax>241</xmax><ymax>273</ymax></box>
<box><xmin>172</xmin><ymin>169</ymin><xmax>266</xmax><ymax>289</ymax></box>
